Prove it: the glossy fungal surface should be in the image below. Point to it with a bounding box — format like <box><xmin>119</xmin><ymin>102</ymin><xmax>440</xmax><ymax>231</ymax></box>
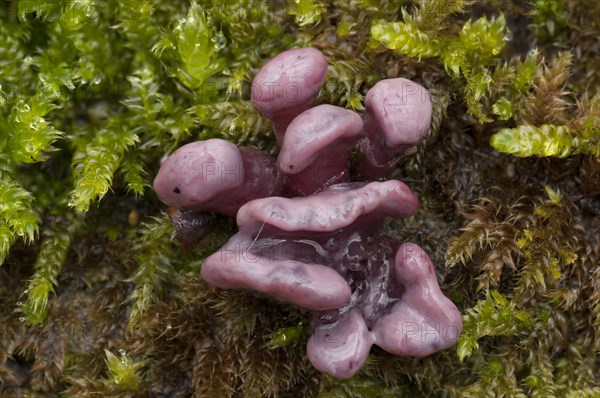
<box><xmin>200</xmin><ymin>182</ymin><xmax>461</xmax><ymax>378</ymax></box>
<box><xmin>153</xmin><ymin>138</ymin><xmax>285</xmax><ymax>216</ymax></box>
<box><xmin>251</xmin><ymin>47</ymin><xmax>328</xmax><ymax>144</ymax></box>
<box><xmin>308</xmin><ymin>242</ymin><xmax>462</xmax><ymax>377</ymax></box>
<box><xmin>278</xmin><ymin>104</ymin><xmax>363</xmax><ymax>195</ymax></box>
<box><xmin>201</xmin><ymin>182</ymin><xmax>418</xmax><ymax>310</ymax></box>
<box><xmin>358</xmin><ymin>78</ymin><xmax>433</xmax><ymax>179</ymax></box>
<box><xmin>154</xmin><ymin>47</ymin><xmax>460</xmax><ymax>379</ymax></box>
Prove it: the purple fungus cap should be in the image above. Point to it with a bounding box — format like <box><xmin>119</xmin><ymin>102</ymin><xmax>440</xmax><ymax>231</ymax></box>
<box><xmin>370</xmin><ymin>243</ymin><xmax>463</xmax><ymax>357</ymax></box>
<box><xmin>307</xmin><ymin>309</ymin><xmax>372</xmax><ymax>379</ymax></box>
<box><xmin>201</xmin><ymin>181</ymin><xmax>418</xmax><ymax>311</ymax></box>
<box><xmin>199</xmin><ymin>180</ymin><xmax>460</xmax><ymax>378</ymax></box>
<box><xmin>201</xmin><ymin>240</ymin><xmax>352</xmax><ymax>311</ymax></box>
<box><xmin>153</xmin><ymin>139</ymin><xmax>284</xmax><ymax>216</ymax></box>
<box><xmin>308</xmin><ymin>243</ymin><xmax>462</xmax><ymax>378</ymax></box>
<box><xmin>278</xmin><ymin>104</ymin><xmax>363</xmax><ymax>196</ymax></box>
<box><xmin>251</xmin><ymin>47</ymin><xmax>328</xmax><ymax>144</ymax></box>
<box><xmin>235</xmin><ymin>180</ymin><xmax>419</xmax><ymax>233</ymax></box>
<box><xmin>358</xmin><ymin>78</ymin><xmax>432</xmax><ymax>179</ymax></box>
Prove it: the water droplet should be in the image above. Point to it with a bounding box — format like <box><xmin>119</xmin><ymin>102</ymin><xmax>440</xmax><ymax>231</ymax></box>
<box><xmin>118</xmin><ymin>348</ymin><xmax>126</xmax><ymax>356</ymax></box>
<box><xmin>504</xmin><ymin>31</ymin><xmax>513</xmax><ymax>41</ymax></box>
<box><xmin>23</xmin><ymin>56</ymin><xmax>33</xmax><ymax>64</ymax></box>
<box><xmin>528</xmin><ymin>48</ymin><xmax>538</xmax><ymax>57</ymax></box>
<box><xmin>81</xmin><ymin>79</ymin><xmax>88</xmax><ymax>85</ymax></box>
<box><xmin>91</xmin><ymin>76</ymin><xmax>101</xmax><ymax>85</ymax></box>
<box><xmin>18</xmin><ymin>317</ymin><xmax>25</xmax><ymax>323</ymax></box>
<box><xmin>166</xmin><ymin>324</ymin><xmax>172</xmax><ymax>330</ymax></box>
<box><xmin>211</xmin><ymin>32</ymin><xmax>226</xmax><ymax>51</ymax></box>
<box><xmin>16</xmin><ymin>301</ymin><xmax>23</xmax><ymax>306</ymax></box>
<box><xmin>482</xmin><ymin>74</ymin><xmax>492</xmax><ymax>84</ymax></box>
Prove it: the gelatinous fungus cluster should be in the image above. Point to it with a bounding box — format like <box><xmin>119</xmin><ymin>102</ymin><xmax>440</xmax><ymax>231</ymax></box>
<box><xmin>153</xmin><ymin>48</ymin><xmax>462</xmax><ymax>378</ymax></box>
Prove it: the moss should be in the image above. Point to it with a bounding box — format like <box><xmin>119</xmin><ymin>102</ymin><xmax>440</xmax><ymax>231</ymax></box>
<box><xmin>1</xmin><ymin>0</ymin><xmax>599</xmax><ymax>396</ymax></box>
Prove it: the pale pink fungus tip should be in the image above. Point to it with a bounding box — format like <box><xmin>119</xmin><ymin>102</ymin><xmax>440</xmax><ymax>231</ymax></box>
<box><xmin>278</xmin><ymin>104</ymin><xmax>363</xmax><ymax>195</ymax></box>
<box><xmin>370</xmin><ymin>243</ymin><xmax>463</xmax><ymax>358</ymax></box>
<box><xmin>308</xmin><ymin>243</ymin><xmax>463</xmax><ymax>379</ymax></box>
<box><xmin>359</xmin><ymin>78</ymin><xmax>433</xmax><ymax>179</ymax></box>
<box><xmin>153</xmin><ymin>138</ymin><xmax>284</xmax><ymax>216</ymax></box>
<box><xmin>251</xmin><ymin>47</ymin><xmax>328</xmax><ymax>144</ymax></box>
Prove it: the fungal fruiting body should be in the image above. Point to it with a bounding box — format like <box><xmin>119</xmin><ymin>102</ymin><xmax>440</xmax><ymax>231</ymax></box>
<box><xmin>358</xmin><ymin>78</ymin><xmax>433</xmax><ymax>179</ymax></box>
<box><xmin>278</xmin><ymin>104</ymin><xmax>363</xmax><ymax>195</ymax></box>
<box><xmin>309</xmin><ymin>242</ymin><xmax>461</xmax><ymax>377</ymax></box>
<box><xmin>153</xmin><ymin>47</ymin><xmax>462</xmax><ymax>378</ymax></box>
<box><xmin>201</xmin><ymin>180</ymin><xmax>419</xmax><ymax>310</ymax></box>
<box><xmin>153</xmin><ymin>139</ymin><xmax>285</xmax><ymax>248</ymax></box>
<box><xmin>201</xmin><ymin>181</ymin><xmax>462</xmax><ymax>378</ymax></box>
<box><xmin>153</xmin><ymin>139</ymin><xmax>285</xmax><ymax>215</ymax></box>
<box><xmin>251</xmin><ymin>47</ymin><xmax>328</xmax><ymax>145</ymax></box>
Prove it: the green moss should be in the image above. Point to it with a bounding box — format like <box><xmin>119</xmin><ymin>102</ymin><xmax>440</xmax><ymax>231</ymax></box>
<box><xmin>287</xmin><ymin>0</ymin><xmax>326</xmax><ymax>26</ymax></box>
<box><xmin>371</xmin><ymin>2</ymin><xmax>509</xmax><ymax>122</ymax></box>
<box><xmin>104</xmin><ymin>349</ymin><xmax>145</xmax><ymax>391</ymax></box>
<box><xmin>21</xmin><ymin>211</ymin><xmax>80</xmax><ymax>324</ymax></box>
<box><xmin>0</xmin><ymin>0</ymin><xmax>599</xmax><ymax>396</ymax></box>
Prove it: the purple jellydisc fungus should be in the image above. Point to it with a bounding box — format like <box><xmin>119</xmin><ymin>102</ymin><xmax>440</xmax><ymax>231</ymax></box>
<box><xmin>153</xmin><ymin>47</ymin><xmax>461</xmax><ymax>379</ymax></box>
<box><xmin>201</xmin><ymin>181</ymin><xmax>418</xmax><ymax>311</ymax></box>
<box><xmin>200</xmin><ymin>181</ymin><xmax>461</xmax><ymax>378</ymax></box>
<box><xmin>251</xmin><ymin>47</ymin><xmax>328</xmax><ymax>145</ymax></box>
<box><xmin>308</xmin><ymin>242</ymin><xmax>462</xmax><ymax>378</ymax></box>
<box><xmin>153</xmin><ymin>138</ymin><xmax>285</xmax><ymax>249</ymax></box>
<box><xmin>153</xmin><ymin>138</ymin><xmax>285</xmax><ymax>216</ymax></box>
<box><xmin>358</xmin><ymin>78</ymin><xmax>432</xmax><ymax>179</ymax></box>
<box><xmin>201</xmin><ymin>181</ymin><xmax>415</xmax><ymax>310</ymax></box>
<box><xmin>277</xmin><ymin>104</ymin><xmax>363</xmax><ymax>196</ymax></box>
